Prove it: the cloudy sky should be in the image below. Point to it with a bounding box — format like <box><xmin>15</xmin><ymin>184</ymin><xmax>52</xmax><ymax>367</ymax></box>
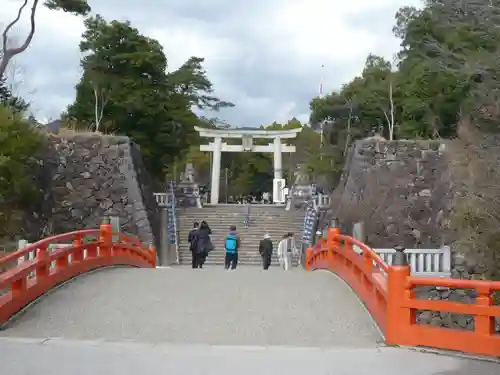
<box><xmin>2</xmin><ymin>0</ymin><xmax>422</xmax><ymax>126</ymax></box>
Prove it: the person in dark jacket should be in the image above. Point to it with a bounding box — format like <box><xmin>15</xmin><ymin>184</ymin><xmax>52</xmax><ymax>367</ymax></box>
<box><xmin>259</xmin><ymin>233</ymin><xmax>273</xmax><ymax>270</ymax></box>
<box><xmin>188</xmin><ymin>222</ymin><xmax>199</xmax><ymax>269</ymax></box>
<box><xmin>195</xmin><ymin>220</ymin><xmax>212</xmax><ymax>268</ymax></box>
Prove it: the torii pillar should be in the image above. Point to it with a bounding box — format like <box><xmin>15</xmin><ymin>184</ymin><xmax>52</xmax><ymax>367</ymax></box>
<box><xmin>195</xmin><ymin>126</ymin><xmax>302</xmax><ymax>205</ymax></box>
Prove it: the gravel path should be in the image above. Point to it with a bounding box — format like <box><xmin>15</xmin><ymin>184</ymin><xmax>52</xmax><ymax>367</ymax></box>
<box><xmin>1</xmin><ymin>267</ymin><xmax>381</xmax><ymax>347</ymax></box>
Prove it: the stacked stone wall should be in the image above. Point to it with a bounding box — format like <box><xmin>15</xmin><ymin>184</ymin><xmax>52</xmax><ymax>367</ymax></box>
<box><xmin>41</xmin><ymin>133</ymin><xmax>161</xmax><ymax>248</ymax></box>
<box><xmin>323</xmin><ymin>139</ymin><xmax>499</xmax><ymax>331</ymax></box>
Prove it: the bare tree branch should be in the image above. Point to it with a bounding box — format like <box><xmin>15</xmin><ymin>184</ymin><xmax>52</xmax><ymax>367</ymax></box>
<box><xmin>388</xmin><ymin>76</ymin><xmax>395</xmax><ymax>140</ymax></box>
<box><xmin>92</xmin><ymin>83</ymin><xmax>110</xmax><ymax>132</ymax></box>
<box><xmin>0</xmin><ymin>0</ymin><xmax>40</xmax><ymax>78</ymax></box>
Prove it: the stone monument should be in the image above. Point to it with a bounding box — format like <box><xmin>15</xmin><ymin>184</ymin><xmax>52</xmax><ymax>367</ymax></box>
<box><xmin>290</xmin><ymin>164</ymin><xmax>314</xmax><ymax>208</ymax></box>
<box><xmin>175</xmin><ymin>163</ymin><xmax>200</xmax><ymax>207</ymax></box>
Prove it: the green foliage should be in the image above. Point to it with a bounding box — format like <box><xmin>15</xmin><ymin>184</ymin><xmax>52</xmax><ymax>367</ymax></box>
<box><xmin>309</xmin><ymin>1</ymin><xmax>500</xmax><ymax>276</ymax></box>
<box><xmin>66</xmin><ymin>15</ymin><xmax>232</xmax><ymax>177</ymax></box>
<box><xmin>44</xmin><ymin>0</ymin><xmax>91</xmax><ymax>14</ymax></box>
<box><xmin>0</xmin><ymin>75</ymin><xmax>28</xmax><ymax>114</ymax></box>
<box><xmin>309</xmin><ymin>1</ymin><xmax>500</xmax><ymax>142</ymax></box>
<box><xmin>0</xmin><ymin>105</ymin><xmax>43</xmax><ymax>238</ymax></box>
<box><xmin>307</xmin><ymin>0</ymin><xmax>500</xmax><ymax>190</ymax></box>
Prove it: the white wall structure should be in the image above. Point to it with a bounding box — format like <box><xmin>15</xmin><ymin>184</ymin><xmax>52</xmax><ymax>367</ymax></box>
<box><xmin>195</xmin><ymin>127</ymin><xmax>302</xmax><ymax>205</ymax></box>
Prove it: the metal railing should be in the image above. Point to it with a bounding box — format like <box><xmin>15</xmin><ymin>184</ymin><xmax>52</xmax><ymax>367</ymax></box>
<box><xmin>169</xmin><ymin>181</ymin><xmax>180</xmax><ymax>264</ymax></box>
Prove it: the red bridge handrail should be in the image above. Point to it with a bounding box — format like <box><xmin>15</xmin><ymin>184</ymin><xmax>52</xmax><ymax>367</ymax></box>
<box><xmin>0</xmin><ymin>229</ymin><xmax>100</xmax><ymax>267</ymax></box>
<box><xmin>305</xmin><ymin>227</ymin><xmax>500</xmax><ymax>358</ymax></box>
<box><xmin>0</xmin><ymin>220</ymin><xmax>156</xmax><ymax>325</ymax></box>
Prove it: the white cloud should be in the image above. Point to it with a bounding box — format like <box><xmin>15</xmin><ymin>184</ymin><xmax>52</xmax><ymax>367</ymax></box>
<box><xmin>1</xmin><ymin>0</ymin><xmax>423</xmax><ymax>126</ymax></box>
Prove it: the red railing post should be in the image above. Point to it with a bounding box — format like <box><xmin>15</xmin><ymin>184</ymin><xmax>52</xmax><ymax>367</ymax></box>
<box><xmin>474</xmin><ymin>285</ymin><xmax>495</xmax><ymax>336</ymax></box>
<box><xmin>56</xmin><ymin>244</ymin><xmax>69</xmax><ymax>270</ymax></box>
<box><xmin>305</xmin><ymin>247</ymin><xmax>312</xmax><ymax>270</ymax></box>
<box><xmin>72</xmin><ymin>235</ymin><xmax>83</xmax><ymax>262</ymax></box>
<box><xmin>149</xmin><ymin>243</ymin><xmax>157</xmax><ymax>267</ymax></box>
<box><xmin>11</xmin><ymin>275</ymin><xmax>27</xmax><ymax>297</ymax></box>
<box><xmin>99</xmin><ymin>217</ymin><xmax>113</xmax><ymax>257</ymax></box>
<box><xmin>385</xmin><ymin>245</ymin><xmax>414</xmax><ymax>346</ymax></box>
<box><xmin>35</xmin><ymin>244</ymin><xmax>49</xmax><ymax>280</ymax></box>
<box><xmin>327</xmin><ymin>227</ymin><xmax>340</xmax><ymax>268</ymax></box>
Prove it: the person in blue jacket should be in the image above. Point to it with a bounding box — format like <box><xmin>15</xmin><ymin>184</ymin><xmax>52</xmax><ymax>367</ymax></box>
<box><xmin>224</xmin><ymin>225</ymin><xmax>240</xmax><ymax>269</ymax></box>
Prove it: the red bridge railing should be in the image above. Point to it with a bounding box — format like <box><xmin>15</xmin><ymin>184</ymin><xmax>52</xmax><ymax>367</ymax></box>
<box><xmin>305</xmin><ymin>227</ymin><xmax>500</xmax><ymax>358</ymax></box>
<box><xmin>0</xmin><ymin>218</ymin><xmax>156</xmax><ymax>325</ymax></box>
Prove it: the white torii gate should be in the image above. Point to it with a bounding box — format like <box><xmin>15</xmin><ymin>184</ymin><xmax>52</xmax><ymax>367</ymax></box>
<box><xmin>195</xmin><ymin>126</ymin><xmax>303</xmax><ymax>205</ymax></box>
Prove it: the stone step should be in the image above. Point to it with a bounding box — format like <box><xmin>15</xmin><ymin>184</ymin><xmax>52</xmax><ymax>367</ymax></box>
<box><xmin>178</xmin><ymin>223</ymin><xmax>304</xmax><ymax>228</ymax></box>
<box><xmin>179</xmin><ymin>205</ymin><xmax>291</xmax><ymax>211</ymax></box>
<box><xmin>179</xmin><ymin>229</ymin><xmax>302</xmax><ymax>236</ymax></box>
<box><xmin>179</xmin><ymin>211</ymin><xmax>303</xmax><ymax>216</ymax></box>
<box><xmin>175</xmin><ymin>204</ymin><xmax>306</xmax><ymax>267</ymax></box>
<box><xmin>178</xmin><ymin>252</ymin><xmax>300</xmax><ymax>266</ymax></box>
<box><xmin>179</xmin><ymin>220</ymin><xmax>304</xmax><ymax>225</ymax></box>
<box><xmin>177</xmin><ymin>226</ymin><xmax>305</xmax><ymax>232</ymax></box>
<box><xmin>177</xmin><ymin>252</ymin><xmax>303</xmax><ymax>262</ymax></box>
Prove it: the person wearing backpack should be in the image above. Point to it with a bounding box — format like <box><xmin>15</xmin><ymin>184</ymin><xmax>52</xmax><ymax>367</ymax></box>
<box><xmin>224</xmin><ymin>225</ymin><xmax>240</xmax><ymax>269</ymax></box>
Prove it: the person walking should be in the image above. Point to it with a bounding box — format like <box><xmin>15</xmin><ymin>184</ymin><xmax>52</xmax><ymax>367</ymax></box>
<box><xmin>259</xmin><ymin>233</ymin><xmax>273</xmax><ymax>270</ymax></box>
<box><xmin>224</xmin><ymin>225</ymin><xmax>240</xmax><ymax>270</ymax></box>
<box><xmin>195</xmin><ymin>220</ymin><xmax>212</xmax><ymax>268</ymax></box>
<box><xmin>278</xmin><ymin>232</ymin><xmax>295</xmax><ymax>270</ymax></box>
<box><xmin>188</xmin><ymin>222</ymin><xmax>199</xmax><ymax>269</ymax></box>
<box><xmin>243</xmin><ymin>203</ymin><xmax>250</xmax><ymax>228</ymax></box>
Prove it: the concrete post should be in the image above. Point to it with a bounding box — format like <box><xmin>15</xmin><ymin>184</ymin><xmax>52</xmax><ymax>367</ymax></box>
<box><xmin>160</xmin><ymin>206</ymin><xmax>169</xmax><ymax>266</ymax></box>
<box><xmin>273</xmin><ymin>137</ymin><xmax>282</xmax><ymax>180</ymax></box>
<box><xmin>154</xmin><ymin>192</ymin><xmax>169</xmax><ymax>266</ymax></box>
<box><xmin>392</xmin><ymin>245</ymin><xmax>408</xmax><ymax>266</ymax></box>
<box><xmin>110</xmin><ymin>216</ymin><xmax>120</xmax><ymax>242</ymax></box>
<box><xmin>329</xmin><ymin>217</ymin><xmax>339</xmax><ymax>228</ymax></box>
<box><xmin>210</xmin><ymin>137</ymin><xmax>222</xmax><ymax>205</ymax></box>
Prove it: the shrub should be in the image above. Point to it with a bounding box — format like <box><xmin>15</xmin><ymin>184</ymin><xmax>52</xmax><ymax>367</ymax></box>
<box><xmin>0</xmin><ymin>105</ymin><xmax>43</xmax><ymax>239</ymax></box>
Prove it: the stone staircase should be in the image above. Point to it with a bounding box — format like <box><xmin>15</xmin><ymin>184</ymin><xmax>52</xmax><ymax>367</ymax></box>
<box><xmin>177</xmin><ymin>205</ymin><xmax>306</xmax><ymax>266</ymax></box>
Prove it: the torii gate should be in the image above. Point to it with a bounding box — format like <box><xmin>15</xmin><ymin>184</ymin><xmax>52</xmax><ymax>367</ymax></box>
<box><xmin>194</xmin><ymin>126</ymin><xmax>302</xmax><ymax>205</ymax></box>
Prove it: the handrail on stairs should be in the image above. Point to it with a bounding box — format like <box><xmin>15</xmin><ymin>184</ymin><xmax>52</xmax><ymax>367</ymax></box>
<box><xmin>169</xmin><ymin>181</ymin><xmax>180</xmax><ymax>264</ymax></box>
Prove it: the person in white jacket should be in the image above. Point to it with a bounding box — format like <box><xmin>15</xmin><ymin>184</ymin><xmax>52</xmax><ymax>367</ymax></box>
<box><xmin>278</xmin><ymin>232</ymin><xmax>296</xmax><ymax>270</ymax></box>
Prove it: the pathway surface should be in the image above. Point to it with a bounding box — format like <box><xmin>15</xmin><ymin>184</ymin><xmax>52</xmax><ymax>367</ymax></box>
<box><xmin>1</xmin><ymin>337</ymin><xmax>498</xmax><ymax>375</ymax></box>
<box><xmin>0</xmin><ymin>266</ymin><xmax>497</xmax><ymax>374</ymax></box>
<box><xmin>1</xmin><ymin>267</ymin><xmax>380</xmax><ymax>346</ymax></box>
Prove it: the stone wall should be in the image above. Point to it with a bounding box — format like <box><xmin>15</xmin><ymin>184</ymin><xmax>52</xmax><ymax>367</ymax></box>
<box><xmin>323</xmin><ymin>139</ymin><xmax>452</xmax><ymax>248</ymax></box>
<box><xmin>41</xmin><ymin>133</ymin><xmax>161</xmax><ymax>248</ymax></box>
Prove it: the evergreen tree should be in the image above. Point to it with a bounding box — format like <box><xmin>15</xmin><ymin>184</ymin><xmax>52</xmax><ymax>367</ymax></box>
<box><xmin>0</xmin><ymin>75</ymin><xmax>28</xmax><ymax>113</ymax></box>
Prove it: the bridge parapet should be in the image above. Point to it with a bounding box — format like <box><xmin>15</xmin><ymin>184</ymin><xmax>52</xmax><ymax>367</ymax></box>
<box><xmin>306</xmin><ymin>228</ymin><xmax>500</xmax><ymax>358</ymax></box>
<box><xmin>0</xmin><ymin>218</ymin><xmax>156</xmax><ymax>325</ymax></box>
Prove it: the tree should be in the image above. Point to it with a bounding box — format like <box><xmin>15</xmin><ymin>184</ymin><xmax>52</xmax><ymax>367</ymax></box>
<box><xmin>310</xmin><ymin>55</ymin><xmax>401</xmax><ymax>149</ymax></box>
<box><xmin>307</xmin><ymin>0</ymin><xmax>500</xmax><ymax>276</ymax></box>
<box><xmin>1</xmin><ymin>0</ymin><xmax>91</xmax><ymax>78</ymax></box>
<box><xmin>0</xmin><ymin>104</ymin><xmax>43</xmax><ymax>238</ymax></box>
<box><xmin>0</xmin><ymin>74</ymin><xmax>28</xmax><ymax>113</ymax></box>
<box><xmin>66</xmin><ymin>15</ymin><xmax>232</xmax><ymax>177</ymax></box>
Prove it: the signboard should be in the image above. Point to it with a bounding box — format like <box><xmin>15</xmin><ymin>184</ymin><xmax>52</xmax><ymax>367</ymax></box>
<box><xmin>273</xmin><ymin>178</ymin><xmax>286</xmax><ymax>203</ymax></box>
<box><xmin>302</xmin><ymin>206</ymin><xmax>317</xmax><ymax>245</ymax></box>
<box><xmin>167</xmin><ymin>205</ymin><xmax>176</xmax><ymax>244</ymax></box>
<box><xmin>167</xmin><ymin>181</ymin><xmax>177</xmax><ymax>245</ymax></box>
